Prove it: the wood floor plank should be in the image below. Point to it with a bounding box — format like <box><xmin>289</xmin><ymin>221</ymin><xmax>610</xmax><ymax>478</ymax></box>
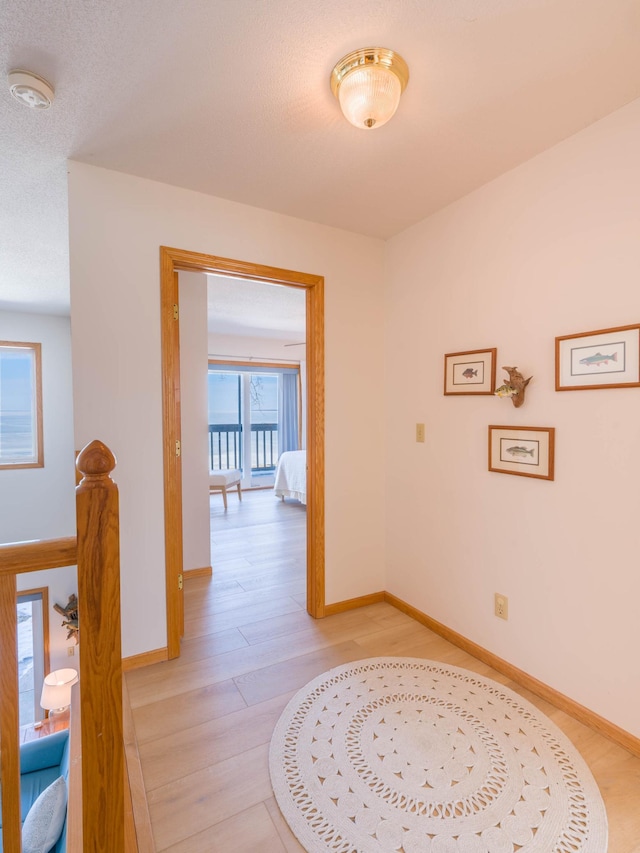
<box><xmin>238</xmin><ymin>608</ymin><xmax>318</xmax><ymax>645</ymax></box>
<box><xmin>131</xmin><ymin>678</ymin><xmax>247</xmax><ymax>745</ymax></box>
<box><xmin>130</xmin><ymin>489</ymin><xmax>640</xmax><ymax>852</ymax></box>
<box><xmin>352</xmin><ymin>619</ymin><xmax>439</xmax><ymax>656</ymax></box>
<box><xmin>187</xmin><ymin>594</ymin><xmax>304</xmax><ymax>639</ymax></box>
<box><xmin>127</xmin><ymin>632</ymin><xmax>309</xmax><ymax>708</ymax></box>
<box><xmin>238</xmin><ymin>602</ymin><xmax>393</xmax><ymax>646</ymax></box>
<box><xmin>127</xmin><ymin>605</ymin><xmax>407</xmax><ymax>709</ymax></box>
<box><xmin>164</xmin><ymin>803</ymin><xmax>287</xmax><ymax>853</ymax></box>
<box><xmin>176</xmin><ymin>626</ymin><xmax>249</xmax><ymax>665</ymax></box>
<box><xmin>190</xmin><ymin>586</ymin><xmax>302</xmax><ymax>618</ymax></box>
<box><xmin>189</xmin><ymin>562</ymin><xmax>301</xmax><ymax>594</ymax></box>
<box><xmin>148</xmin><ymin>743</ymin><xmax>273</xmax><ymax>850</ymax></box>
<box><xmin>242</xmin><ymin>549</ymin><xmax>306</xmax><ymax>568</ymax></box>
<box><xmin>139</xmin><ymin>692</ymin><xmax>296</xmax><ymax>791</ymax></box>
<box><xmin>264</xmin><ymin>797</ymin><xmax>306</xmax><ymax>852</ymax></box>
<box><xmin>209</xmin><ymin>557</ymin><xmax>254</xmax><ymax>573</ymax></box>
<box><xmin>235</xmin><ymin>576</ymin><xmax>306</xmax><ymax>596</ymax></box>
<box><xmin>199</xmin><ymin>576</ymin><xmax>245</xmax><ymax>597</ymax></box>
<box><xmin>232</xmin><ymin>640</ymin><xmax>367</xmax><ymax>706</ymax></box>
<box><xmin>184</xmin><ymin>573</ymin><xmax>300</xmax><ymax>614</ymax></box>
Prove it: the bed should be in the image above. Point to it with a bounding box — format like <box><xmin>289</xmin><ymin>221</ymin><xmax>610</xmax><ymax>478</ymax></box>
<box><xmin>274</xmin><ymin>450</ymin><xmax>306</xmax><ymax>504</ymax></box>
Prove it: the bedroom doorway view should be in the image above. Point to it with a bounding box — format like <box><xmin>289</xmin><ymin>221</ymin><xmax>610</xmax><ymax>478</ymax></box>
<box><xmin>204</xmin><ymin>273</ymin><xmax>308</xmax><ymax>634</ymax></box>
<box><xmin>162</xmin><ymin>248</ymin><xmax>324</xmax><ymax>659</ymax></box>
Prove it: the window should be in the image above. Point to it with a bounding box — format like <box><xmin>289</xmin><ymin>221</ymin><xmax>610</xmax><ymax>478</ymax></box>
<box><xmin>18</xmin><ymin>588</ymin><xmax>49</xmax><ymax>726</ymax></box>
<box><xmin>0</xmin><ymin>341</ymin><xmax>43</xmax><ymax>468</ymax></box>
<box><xmin>208</xmin><ymin>364</ymin><xmax>299</xmax><ymax>486</ymax></box>
<box><xmin>208</xmin><ymin>371</ymin><xmax>243</xmax><ymax>470</ymax></box>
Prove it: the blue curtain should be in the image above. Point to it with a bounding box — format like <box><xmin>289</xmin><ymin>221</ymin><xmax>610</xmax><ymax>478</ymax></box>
<box><xmin>279</xmin><ymin>373</ymin><xmax>299</xmax><ymax>454</ymax></box>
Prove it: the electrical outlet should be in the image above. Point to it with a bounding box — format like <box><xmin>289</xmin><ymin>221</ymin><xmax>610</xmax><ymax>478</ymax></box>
<box><xmin>494</xmin><ymin>593</ymin><xmax>508</xmax><ymax>620</ymax></box>
<box><xmin>416</xmin><ymin>423</ymin><xmax>425</xmax><ymax>443</ymax></box>
<box><xmin>67</xmin><ymin>646</ymin><xmax>75</xmax><ymax>656</ymax></box>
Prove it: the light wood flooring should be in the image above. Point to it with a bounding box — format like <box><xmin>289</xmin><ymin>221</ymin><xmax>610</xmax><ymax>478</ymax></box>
<box><xmin>126</xmin><ymin>489</ymin><xmax>640</xmax><ymax>852</ymax></box>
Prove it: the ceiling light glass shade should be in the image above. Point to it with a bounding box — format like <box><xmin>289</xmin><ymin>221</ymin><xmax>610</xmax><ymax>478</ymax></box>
<box><xmin>331</xmin><ymin>48</ymin><xmax>409</xmax><ymax>130</ymax></box>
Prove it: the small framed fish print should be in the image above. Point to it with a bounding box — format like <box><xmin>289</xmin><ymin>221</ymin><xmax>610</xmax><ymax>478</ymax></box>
<box><xmin>488</xmin><ymin>426</ymin><xmax>555</xmax><ymax>480</ymax></box>
<box><xmin>555</xmin><ymin>324</ymin><xmax>640</xmax><ymax>391</ymax></box>
<box><xmin>444</xmin><ymin>348</ymin><xmax>496</xmax><ymax>395</ymax></box>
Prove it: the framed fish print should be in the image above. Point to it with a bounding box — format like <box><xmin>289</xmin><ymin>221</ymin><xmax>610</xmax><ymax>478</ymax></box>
<box><xmin>555</xmin><ymin>324</ymin><xmax>640</xmax><ymax>391</ymax></box>
<box><xmin>444</xmin><ymin>348</ymin><xmax>496</xmax><ymax>395</ymax></box>
<box><xmin>488</xmin><ymin>425</ymin><xmax>555</xmax><ymax>481</ymax></box>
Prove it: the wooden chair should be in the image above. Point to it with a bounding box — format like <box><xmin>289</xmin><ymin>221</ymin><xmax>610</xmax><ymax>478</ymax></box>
<box><xmin>209</xmin><ymin>469</ymin><xmax>242</xmax><ymax>509</ymax></box>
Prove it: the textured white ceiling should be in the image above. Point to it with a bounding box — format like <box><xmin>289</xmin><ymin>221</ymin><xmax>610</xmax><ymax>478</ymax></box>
<box><xmin>207</xmin><ymin>275</ymin><xmax>306</xmax><ymax>340</ymax></box>
<box><xmin>2</xmin><ymin>0</ymin><xmax>640</xmax><ymax>315</ymax></box>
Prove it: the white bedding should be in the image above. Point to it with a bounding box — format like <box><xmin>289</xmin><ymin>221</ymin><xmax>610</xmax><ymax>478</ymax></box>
<box><xmin>274</xmin><ymin>450</ymin><xmax>306</xmax><ymax>504</ymax></box>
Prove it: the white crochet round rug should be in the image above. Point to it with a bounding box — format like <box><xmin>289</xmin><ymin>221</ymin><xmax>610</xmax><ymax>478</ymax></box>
<box><xmin>269</xmin><ymin>658</ymin><xmax>608</xmax><ymax>853</ymax></box>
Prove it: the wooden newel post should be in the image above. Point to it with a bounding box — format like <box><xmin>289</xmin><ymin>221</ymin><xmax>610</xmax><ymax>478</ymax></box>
<box><xmin>0</xmin><ymin>572</ymin><xmax>20</xmax><ymax>853</ymax></box>
<box><xmin>76</xmin><ymin>440</ymin><xmax>124</xmax><ymax>852</ymax></box>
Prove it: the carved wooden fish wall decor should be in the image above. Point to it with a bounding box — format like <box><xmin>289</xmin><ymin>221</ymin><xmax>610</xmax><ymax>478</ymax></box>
<box><xmin>494</xmin><ymin>366</ymin><xmax>532</xmax><ymax>408</ymax></box>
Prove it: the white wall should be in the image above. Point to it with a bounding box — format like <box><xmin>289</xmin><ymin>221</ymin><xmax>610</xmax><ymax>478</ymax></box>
<box><xmin>0</xmin><ymin>312</ymin><xmax>76</xmax><ymax>542</ymax></box>
<box><xmin>179</xmin><ymin>273</ymin><xmax>211</xmax><ymax>574</ymax></box>
<box><xmin>208</xmin><ymin>333</ymin><xmax>303</xmax><ymax>363</ymax></box>
<box><xmin>68</xmin><ymin>163</ymin><xmax>386</xmax><ymax>657</ymax></box>
<box><xmin>0</xmin><ymin>311</ymin><xmax>78</xmax><ymax>672</ymax></box>
<box><xmin>384</xmin><ymin>98</ymin><xmax>640</xmax><ymax>736</ymax></box>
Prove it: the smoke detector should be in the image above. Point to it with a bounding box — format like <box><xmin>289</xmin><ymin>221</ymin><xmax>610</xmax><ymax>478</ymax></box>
<box><xmin>8</xmin><ymin>70</ymin><xmax>55</xmax><ymax>109</ymax></box>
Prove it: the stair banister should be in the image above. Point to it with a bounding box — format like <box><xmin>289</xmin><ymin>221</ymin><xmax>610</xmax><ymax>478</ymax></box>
<box><xmin>0</xmin><ymin>439</ymin><xmax>128</xmax><ymax>852</ymax></box>
<box><xmin>75</xmin><ymin>440</ymin><xmax>124</xmax><ymax>852</ymax></box>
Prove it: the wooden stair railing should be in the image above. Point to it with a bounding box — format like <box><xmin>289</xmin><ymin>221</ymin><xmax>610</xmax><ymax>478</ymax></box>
<box><xmin>76</xmin><ymin>440</ymin><xmax>124</xmax><ymax>852</ymax></box>
<box><xmin>0</xmin><ymin>439</ymin><xmax>131</xmax><ymax>852</ymax></box>
<box><xmin>0</xmin><ymin>562</ymin><xmax>23</xmax><ymax>853</ymax></box>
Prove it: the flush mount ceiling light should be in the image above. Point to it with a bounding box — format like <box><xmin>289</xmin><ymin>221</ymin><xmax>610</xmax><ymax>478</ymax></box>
<box><xmin>330</xmin><ymin>47</ymin><xmax>409</xmax><ymax>130</ymax></box>
<box><xmin>8</xmin><ymin>69</ymin><xmax>55</xmax><ymax>109</ymax></box>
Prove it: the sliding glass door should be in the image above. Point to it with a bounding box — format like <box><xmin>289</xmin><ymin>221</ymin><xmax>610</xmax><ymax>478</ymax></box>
<box><xmin>249</xmin><ymin>373</ymin><xmax>278</xmax><ymax>484</ymax></box>
<box><xmin>207</xmin><ymin>371</ymin><xmax>242</xmax><ymax>471</ymax></box>
<box><xmin>208</xmin><ymin>365</ymin><xmax>299</xmax><ymax>488</ymax></box>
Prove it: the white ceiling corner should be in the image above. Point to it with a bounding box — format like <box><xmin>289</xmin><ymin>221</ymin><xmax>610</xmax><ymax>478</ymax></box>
<box><xmin>1</xmin><ymin>0</ymin><xmax>640</xmax><ymax>316</ymax></box>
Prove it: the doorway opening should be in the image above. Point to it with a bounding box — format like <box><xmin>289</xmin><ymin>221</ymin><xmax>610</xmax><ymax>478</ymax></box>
<box><xmin>17</xmin><ymin>588</ymin><xmax>49</xmax><ymax>726</ymax></box>
<box><xmin>160</xmin><ymin>247</ymin><xmax>325</xmax><ymax>659</ymax></box>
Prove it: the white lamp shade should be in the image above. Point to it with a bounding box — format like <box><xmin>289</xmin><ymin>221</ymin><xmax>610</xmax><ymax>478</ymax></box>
<box><xmin>40</xmin><ymin>668</ymin><xmax>78</xmax><ymax>711</ymax></box>
<box><xmin>338</xmin><ymin>64</ymin><xmax>402</xmax><ymax>129</ymax></box>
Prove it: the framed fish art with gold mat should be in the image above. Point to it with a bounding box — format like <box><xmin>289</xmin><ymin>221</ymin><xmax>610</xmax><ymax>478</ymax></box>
<box><xmin>444</xmin><ymin>347</ymin><xmax>496</xmax><ymax>395</ymax></box>
<box><xmin>488</xmin><ymin>425</ymin><xmax>555</xmax><ymax>480</ymax></box>
<box><xmin>556</xmin><ymin>324</ymin><xmax>640</xmax><ymax>391</ymax></box>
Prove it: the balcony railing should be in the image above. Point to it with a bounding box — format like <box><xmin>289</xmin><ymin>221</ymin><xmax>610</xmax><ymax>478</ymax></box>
<box><xmin>209</xmin><ymin>423</ymin><xmax>278</xmax><ymax>472</ymax></box>
<box><xmin>209</xmin><ymin>423</ymin><xmax>242</xmax><ymax>470</ymax></box>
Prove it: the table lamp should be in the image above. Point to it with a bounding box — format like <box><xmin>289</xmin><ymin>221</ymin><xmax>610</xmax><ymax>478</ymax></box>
<box><xmin>40</xmin><ymin>668</ymin><xmax>78</xmax><ymax>717</ymax></box>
